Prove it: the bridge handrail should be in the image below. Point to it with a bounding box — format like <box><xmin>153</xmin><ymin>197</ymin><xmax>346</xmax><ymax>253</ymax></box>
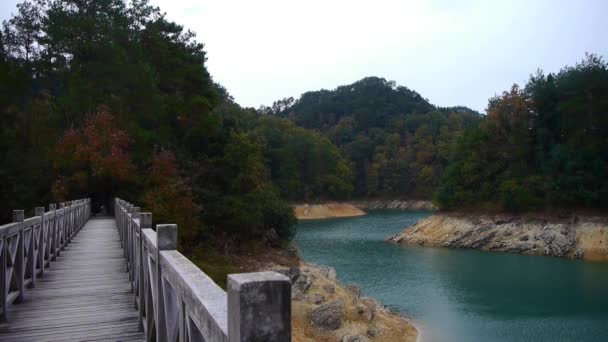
<box><xmin>0</xmin><ymin>198</ymin><xmax>91</xmax><ymax>322</ymax></box>
<box><xmin>114</xmin><ymin>198</ymin><xmax>291</xmax><ymax>342</ymax></box>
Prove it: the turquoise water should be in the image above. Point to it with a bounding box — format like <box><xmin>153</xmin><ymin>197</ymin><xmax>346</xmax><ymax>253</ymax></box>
<box><xmin>295</xmin><ymin>211</ymin><xmax>608</xmax><ymax>342</ymax></box>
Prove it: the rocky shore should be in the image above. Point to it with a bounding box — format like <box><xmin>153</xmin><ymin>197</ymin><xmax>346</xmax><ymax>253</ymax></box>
<box><xmin>388</xmin><ymin>213</ymin><xmax>608</xmax><ymax>261</ymax></box>
<box><xmin>276</xmin><ymin>264</ymin><xmax>418</xmax><ymax>342</ymax></box>
<box><xmin>351</xmin><ymin>200</ymin><xmax>437</xmax><ymax>212</ymax></box>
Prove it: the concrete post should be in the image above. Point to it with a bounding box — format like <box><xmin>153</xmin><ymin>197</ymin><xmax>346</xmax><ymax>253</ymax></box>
<box><xmin>227</xmin><ymin>271</ymin><xmax>291</xmax><ymax>342</ymax></box>
<box><xmin>156</xmin><ymin>224</ymin><xmax>177</xmax><ymax>342</ymax></box>
<box><xmin>13</xmin><ymin>210</ymin><xmax>25</xmax><ymax>303</ymax></box>
<box><xmin>128</xmin><ymin>207</ymin><xmax>140</xmax><ymax>284</ymax></box>
<box><xmin>35</xmin><ymin>207</ymin><xmax>45</xmax><ymax>276</ymax></box>
<box><xmin>0</xmin><ymin>230</ymin><xmax>5</xmax><ymax>322</ymax></box>
<box><xmin>137</xmin><ymin>213</ymin><xmax>152</xmax><ymax>330</ymax></box>
<box><xmin>31</xmin><ymin>207</ymin><xmax>44</xmax><ymax>282</ymax></box>
<box><xmin>49</xmin><ymin>204</ymin><xmax>56</xmax><ymax>261</ymax></box>
<box><xmin>58</xmin><ymin>202</ymin><xmax>66</xmax><ymax>252</ymax></box>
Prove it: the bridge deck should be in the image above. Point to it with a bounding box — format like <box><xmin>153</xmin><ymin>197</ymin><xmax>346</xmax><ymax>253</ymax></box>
<box><xmin>0</xmin><ymin>217</ymin><xmax>145</xmax><ymax>342</ymax></box>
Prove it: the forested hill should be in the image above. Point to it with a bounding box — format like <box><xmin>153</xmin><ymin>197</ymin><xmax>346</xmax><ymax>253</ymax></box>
<box><xmin>269</xmin><ymin>77</ymin><xmax>435</xmax><ymax>130</ymax></box>
<box><xmin>0</xmin><ymin>0</ymin><xmax>354</xmax><ymax>248</ymax></box>
<box><xmin>262</xmin><ymin>77</ymin><xmax>482</xmax><ymax>198</ymax></box>
<box><xmin>436</xmin><ymin>55</ymin><xmax>608</xmax><ymax>211</ymax></box>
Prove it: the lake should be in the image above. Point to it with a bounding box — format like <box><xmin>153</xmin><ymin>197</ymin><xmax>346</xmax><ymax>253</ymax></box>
<box><xmin>295</xmin><ymin>210</ymin><xmax>608</xmax><ymax>341</ymax></box>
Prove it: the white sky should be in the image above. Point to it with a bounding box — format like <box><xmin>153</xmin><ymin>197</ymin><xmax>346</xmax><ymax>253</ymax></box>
<box><xmin>2</xmin><ymin>0</ymin><xmax>607</xmax><ymax>112</ymax></box>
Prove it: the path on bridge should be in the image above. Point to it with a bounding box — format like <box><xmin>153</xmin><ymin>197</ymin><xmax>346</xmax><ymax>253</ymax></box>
<box><xmin>0</xmin><ymin>217</ymin><xmax>145</xmax><ymax>342</ymax></box>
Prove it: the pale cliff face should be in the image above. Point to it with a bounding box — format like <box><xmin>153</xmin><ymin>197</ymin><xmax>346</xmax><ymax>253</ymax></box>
<box><xmin>293</xmin><ymin>200</ymin><xmax>437</xmax><ymax>220</ymax></box>
<box><xmin>294</xmin><ymin>203</ymin><xmax>366</xmax><ymax>220</ymax></box>
<box><xmin>389</xmin><ymin>214</ymin><xmax>608</xmax><ymax>261</ymax></box>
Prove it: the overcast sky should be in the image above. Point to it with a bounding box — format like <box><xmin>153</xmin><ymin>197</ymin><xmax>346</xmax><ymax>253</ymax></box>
<box><xmin>2</xmin><ymin>0</ymin><xmax>607</xmax><ymax>112</ymax></box>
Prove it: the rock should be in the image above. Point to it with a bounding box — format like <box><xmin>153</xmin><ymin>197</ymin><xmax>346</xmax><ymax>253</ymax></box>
<box><xmin>342</xmin><ymin>334</ymin><xmax>368</xmax><ymax>342</ymax></box>
<box><xmin>345</xmin><ymin>285</ymin><xmax>361</xmax><ymax>299</ymax></box>
<box><xmin>263</xmin><ymin>228</ymin><xmax>281</xmax><ymax>247</ymax></box>
<box><xmin>355</xmin><ymin>303</ymin><xmax>375</xmax><ymax>321</ymax></box>
<box><xmin>292</xmin><ymin>291</ymin><xmax>305</xmax><ymax>301</ymax></box>
<box><xmin>322</xmin><ymin>284</ymin><xmax>335</xmax><ymax>294</ymax></box>
<box><xmin>519</xmin><ymin>235</ymin><xmax>529</xmax><ymax>241</ymax></box>
<box><xmin>489</xmin><ymin>242</ymin><xmax>505</xmax><ymax>249</ymax></box>
<box><xmin>292</xmin><ymin>272</ymin><xmax>312</xmax><ymax>299</ymax></box>
<box><xmin>309</xmin><ymin>301</ymin><xmax>343</xmax><ymax>331</ymax></box>
<box><xmin>574</xmin><ymin>248</ymin><xmax>585</xmax><ymax>259</ymax></box>
<box><xmin>367</xmin><ymin>328</ymin><xmax>380</xmax><ymax>338</ymax></box>
<box><xmin>275</xmin><ymin>267</ymin><xmax>300</xmax><ymax>284</ymax></box>
<box><xmin>311</xmin><ymin>294</ymin><xmax>326</xmax><ymax>305</ymax></box>
<box><xmin>295</xmin><ymin>272</ymin><xmax>312</xmax><ymax>292</ymax></box>
<box><xmin>311</xmin><ymin>264</ymin><xmax>337</xmax><ymax>280</ymax></box>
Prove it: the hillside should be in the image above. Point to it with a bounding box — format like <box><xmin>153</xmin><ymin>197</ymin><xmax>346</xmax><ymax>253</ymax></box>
<box><xmin>263</xmin><ymin>77</ymin><xmax>482</xmax><ymax>198</ymax></box>
<box><xmin>435</xmin><ymin>54</ymin><xmax>608</xmax><ymax>211</ymax></box>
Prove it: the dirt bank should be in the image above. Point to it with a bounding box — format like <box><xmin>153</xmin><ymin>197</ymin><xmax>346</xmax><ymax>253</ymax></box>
<box><xmin>294</xmin><ymin>200</ymin><xmax>437</xmax><ymax>220</ymax></box>
<box><xmin>388</xmin><ymin>213</ymin><xmax>608</xmax><ymax>261</ymax></box>
<box><xmin>294</xmin><ymin>203</ymin><xmax>366</xmax><ymax>220</ymax></box>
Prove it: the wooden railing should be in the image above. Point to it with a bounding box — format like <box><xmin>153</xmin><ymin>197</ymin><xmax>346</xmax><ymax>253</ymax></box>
<box><xmin>0</xmin><ymin>198</ymin><xmax>91</xmax><ymax>322</ymax></box>
<box><xmin>114</xmin><ymin>198</ymin><xmax>291</xmax><ymax>342</ymax></box>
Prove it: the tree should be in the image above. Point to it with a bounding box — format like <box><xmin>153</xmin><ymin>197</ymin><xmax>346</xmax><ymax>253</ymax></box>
<box><xmin>53</xmin><ymin>106</ymin><xmax>136</xmax><ymax>209</ymax></box>
<box><xmin>436</xmin><ymin>54</ymin><xmax>608</xmax><ymax>211</ymax></box>
<box><xmin>142</xmin><ymin>151</ymin><xmax>203</xmax><ymax>250</ymax></box>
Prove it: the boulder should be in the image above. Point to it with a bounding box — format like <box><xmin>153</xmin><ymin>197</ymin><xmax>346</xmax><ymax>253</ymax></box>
<box><xmin>322</xmin><ymin>284</ymin><xmax>336</xmax><ymax>294</ymax></box>
<box><xmin>366</xmin><ymin>328</ymin><xmax>380</xmax><ymax>338</ymax></box>
<box><xmin>342</xmin><ymin>334</ymin><xmax>368</xmax><ymax>342</ymax></box>
<box><xmin>275</xmin><ymin>267</ymin><xmax>300</xmax><ymax>284</ymax></box>
<box><xmin>309</xmin><ymin>301</ymin><xmax>343</xmax><ymax>331</ymax></box>
<box><xmin>345</xmin><ymin>284</ymin><xmax>361</xmax><ymax>299</ymax></box>
<box><xmin>294</xmin><ymin>272</ymin><xmax>312</xmax><ymax>293</ymax></box>
<box><xmin>311</xmin><ymin>264</ymin><xmax>337</xmax><ymax>280</ymax></box>
<box><xmin>310</xmin><ymin>294</ymin><xmax>326</xmax><ymax>305</ymax></box>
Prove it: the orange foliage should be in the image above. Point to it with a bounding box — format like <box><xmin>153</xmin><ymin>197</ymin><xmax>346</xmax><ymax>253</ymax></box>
<box><xmin>53</xmin><ymin>106</ymin><xmax>136</xmax><ymax>200</ymax></box>
<box><xmin>142</xmin><ymin>151</ymin><xmax>203</xmax><ymax>249</ymax></box>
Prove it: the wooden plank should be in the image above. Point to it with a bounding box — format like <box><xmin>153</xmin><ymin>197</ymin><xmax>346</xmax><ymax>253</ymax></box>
<box><xmin>0</xmin><ymin>217</ymin><xmax>145</xmax><ymax>341</ymax></box>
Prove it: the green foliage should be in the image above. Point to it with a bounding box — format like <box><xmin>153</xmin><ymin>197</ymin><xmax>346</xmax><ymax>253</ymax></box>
<box><xmin>436</xmin><ymin>54</ymin><xmax>608</xmax><ymax>211</ymax></box>
<box><xmin>253</xmin><ymin>116</ymin><xmax>353</xmax><ymax>201</ymax></box>
<box><xmin>0</xmin><ymin>0</ymin><xmax>298</xmax><ymax>246</ymax></box>
<box><xmin>267</xmin><ymin>77</ymin><xmax>482</xmax><ymax>198</ymax></box>
<box><xmin>142</xmin><ymin>151</ymin><xmax>203</xmax><ymax>250</ymax></box>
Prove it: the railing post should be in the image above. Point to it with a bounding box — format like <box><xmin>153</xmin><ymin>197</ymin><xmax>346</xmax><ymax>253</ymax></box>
<box><xmin>156</xmin><ymin>224</ymin><xmax>177</xmax><ymax>342</ymax></box>
<box><xmin>13</xmin><ymin>210</ymin><xmax>25</xmax><ymax>303</ymax></box>
<box><xmin>67</xmin><ymin>200</ymin><xmax>73</xmax><ymax>242</ymax></box>
<box><xmin>129</xmin><ymin>207</ymin><xmax>140</xmax><ymax>291</ymax></box>
<box><xmin>59</xmin><ymin>202</ymin><xmax>65</xmax><ymax>252</ymax></box>
<box><xmin>138</xmin><ymin>212</ymin><xmax>152</xmax><ymax>332</ymax></box>
<box><xmin>35</xmin><ymin>207</ymin><xmax>45</xmax><ymax>277</ymax></box>
<box><xmin>0</xmin><ymin>228</ymin><xmax>6</xmax><ymax>322</ymax></box>
<box><xmin>49</xmin><ymin>204</ymin><xmax>57</xmax><ymax>261</ymax></box>
<box><xmin>227</xmin><ymin>272</ymin><xmax>291</xmax><ymax>342</ymax></box>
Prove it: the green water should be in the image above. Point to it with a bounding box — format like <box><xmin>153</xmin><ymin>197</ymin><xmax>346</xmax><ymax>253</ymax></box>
<box><xmin>295</xmin><ymin>211</ymin><xmax>608</xmax><ymax>342</ymax></box>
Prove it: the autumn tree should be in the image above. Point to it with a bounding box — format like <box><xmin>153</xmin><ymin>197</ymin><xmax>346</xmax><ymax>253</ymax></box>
<box><xmin>53</xmin><ymin>107</ymin><xmax>136</xmax><ymax>209</ymax></box>
<box><xmin>142</xmin><ymin>151</ymin><xmax>203</xmax><ymax>250</ymax></box>
<box><xmin>436</xmin><ymin>54</ymin><xmax>608</xmax><ymax>211</ymax></box>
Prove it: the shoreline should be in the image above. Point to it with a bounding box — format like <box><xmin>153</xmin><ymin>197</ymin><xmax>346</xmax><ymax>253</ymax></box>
<box><xmin>388</xmin><ymin>213</ymin><xmax>608</xmax><ymax>262</ymax></box>
<box><xmin>277</xmin><ymin>262</ymin><xmax>418</xmax><ymax>342</ymax></box>
<box><xmin>294</xmin><ymin>200</ymin><xmax>437</xmax><ymax>220</ymax></box>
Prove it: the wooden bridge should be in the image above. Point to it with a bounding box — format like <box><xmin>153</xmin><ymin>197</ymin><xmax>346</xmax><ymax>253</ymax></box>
<box><xmin>0</xmin><ymin>198</ymin><xmax>291</xmax><ymax>342</ymax></box>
